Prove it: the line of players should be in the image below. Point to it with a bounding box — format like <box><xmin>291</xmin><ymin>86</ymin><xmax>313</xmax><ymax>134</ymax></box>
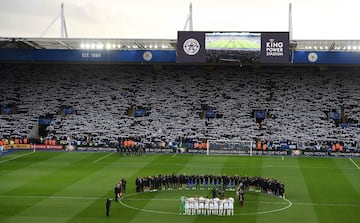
<box><xmin>135</xmin><ymin>174</ymin><xmax>285</xmax><ymax>198</ymax></box>
<box><xmin>180</xmin><ymin>196</ymin><xmax>235</xmax><ymax>216</ymax></box>
<box><xmin>116</xmin><ymin>145</ymin><xmax>145</xmax><ymax>156</ymax></box>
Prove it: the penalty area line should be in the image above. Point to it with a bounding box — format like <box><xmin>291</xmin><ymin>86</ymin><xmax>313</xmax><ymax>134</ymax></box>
<box><xmin>92</xmin><ymin>153</ymin><xmax>113</xmax><ymax>163</ymax></box>
<box><xmin>0</xmin><ymin>152</ymin><xmax>33</xmax><ymax>164</ymax></box>
<box><xmin>349</xmin><ymin>158</ymin><xmax>360</xmax><ymax>170</ymax></box>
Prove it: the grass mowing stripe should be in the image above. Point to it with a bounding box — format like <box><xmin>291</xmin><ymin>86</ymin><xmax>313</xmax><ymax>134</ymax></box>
<box><xmin>223</xmin><ymin>156</ymin><xmax>262</xmax><ymax>223</ymax></box>
<box><xmin>92</xmin><ymin>152</ymin><xmax>113</xmax><ymax>163</ymax></box>
<box><xmin>0</xmin><ymin>151</ymin><xmax>33</xmax><ymax>164</ymax></box>
<box><xmin>3</xmin><ymin>153</ymin><xmax>160</xmax><ymax>223</ymax></box>
<box><xmin>67</xmin><ymin>154</ymin><xmax>176</xmax><ymax>223</ymax></box>
<box><xmin>334</xmin><ymin>157</ymin><xmax>360</xmax><ymax>223</ymax></box>
<box><xmin>0</xmin><ymin>195</ymin><xmax>102</xmax><ymax>200</ymax></box>
<box><xmin>0</xmin><ymin>152</ymin><xmax>79</xmax><ymax>195</ymax></box>
<box><xmin>293</xmin><ymin>202</ymin><xmax>360</xmax><ymax>207</ymax></box>
<box><xmin>114</xmin><ymin>154</ymin><xmax>203</xmax><ymax>223</ymax></box>
<box><xmin>349</xmin><ymin>158</ymin><xmax>360</xmax><ymax>170</ymax></box>
<box><xmin>339</xmin><ymin>158</ymin><xmax>360</xmax><ymax>196</ymax></box>
<box><xmin>126</xmin><ymin>154</ymin><xmax>199</xmax><ymax>223</ymax></box>
<box><xmin>278</xmin><ymin>157</ymin><xmax>319</xmax><ymax>223</ymax></box>
<box><xmin>300</xmin><ymin>157</ymin><xmax>360</xmax><ymax>223</ymax></box>
<box><xmin>256</xmin><ymin>156</ymin><xmax>287</xmax><ymax>223</ymax></box>
<box><xmin>0</xmin><ymin>152</ymin><xmax>108</xmax><ymax>223</ymax></box>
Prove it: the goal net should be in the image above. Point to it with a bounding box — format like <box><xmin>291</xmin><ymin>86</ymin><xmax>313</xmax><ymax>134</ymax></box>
<box><xmin>207</xmin><ymin>140</ymin><xmax>254</xmax><ymax>156</ymax></box>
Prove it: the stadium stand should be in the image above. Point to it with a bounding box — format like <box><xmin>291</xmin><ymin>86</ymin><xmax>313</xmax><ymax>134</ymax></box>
<box><xmin>0</xmin><ymin>63</ymin><xmax>359</xmax><ymax>151</ymax></box>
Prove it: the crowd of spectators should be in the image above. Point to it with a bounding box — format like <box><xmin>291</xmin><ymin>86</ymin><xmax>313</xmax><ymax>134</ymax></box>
<box><xmin>0</xmin><ymin>64</ymin><xmax>360</xmax><ymax>151</ymax></box>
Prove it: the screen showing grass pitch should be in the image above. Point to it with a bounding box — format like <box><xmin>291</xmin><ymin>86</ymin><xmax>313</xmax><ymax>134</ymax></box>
<box><xmin>205</xmin><ymin>32</ymin><xmax>261</xmax><ymax>64</ymax></box>
<box><xmin>205</xmin><ymin>32</ymin><xmax>261</xmax><ymax>50</ymax></box>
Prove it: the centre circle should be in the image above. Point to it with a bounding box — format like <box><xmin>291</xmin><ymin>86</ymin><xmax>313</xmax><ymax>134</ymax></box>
<box><xmin>119</xmin><ymin>190</ymin><xmax>292</xmax><ymax>216</ymax></box>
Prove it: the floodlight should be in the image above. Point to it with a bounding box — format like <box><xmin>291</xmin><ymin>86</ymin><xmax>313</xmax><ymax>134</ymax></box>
<box><xmin>95</xmin><ymin>43</ymin><xmax>103</xmax><ymax>49</ymax></box>
<box><xmin>106</xmin><ymin>43</ymin><xmax>111</xmax><ymax>50</ymax></box>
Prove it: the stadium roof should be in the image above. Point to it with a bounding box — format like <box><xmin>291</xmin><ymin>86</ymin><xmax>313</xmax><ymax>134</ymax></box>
<box><xmin>0</xmin><ymin>37</ymin><xmax>177</xmax><ymax>51</ymax></box>
<box><xmin>294</xmin><ymin>40</ymin><xmax>360</xmax><ymax>51</ymax></box>
<box><xmin>2</xmin><ymin>37</ymin><xmax>360</xmax><ymax>52</ymax></box>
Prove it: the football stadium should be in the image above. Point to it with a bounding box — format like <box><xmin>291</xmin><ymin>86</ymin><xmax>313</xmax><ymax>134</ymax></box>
<box><xmin>0</xmin><ymin>3</ymin><xmax>360</xmax><ymax>223</ymax></box>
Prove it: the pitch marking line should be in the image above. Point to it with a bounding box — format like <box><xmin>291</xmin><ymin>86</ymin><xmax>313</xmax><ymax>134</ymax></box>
<box><xmin>1</xmin><ymin>194</ymin><xmax>359</xmax><ymax>208</ymax></box>
<box><xmin>119</xmin><ymin>192</ymin><xmax>293</xmax><ymax>216</ymax></box>
<box><xmin>120</xmin><ymin>196</ymin><xmax>360</xmax><ymax>207</ymax></box>
<box><xmin>0</xmin><ymin>195</ymin><xmax>101</xmax><ymax>200</ymax></box>
<box><xmin>0</xmin><ymin>152</ymin><xmax>33</xmax><ymax>164</ymax></box>
<box><xmin>349</xmin><ymin>158</ymin><xmax>360</xmax><ymax>170</ymax></box>
<box><xmin>92</xmin><ymin>153</ymin><xmax>113</xmax><ymax>163</ymax></box>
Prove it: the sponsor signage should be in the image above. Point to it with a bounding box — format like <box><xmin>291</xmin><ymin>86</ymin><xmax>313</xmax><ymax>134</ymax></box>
<box><xmin>4</xmin><ymin>144</ymin><xmax>31</xmax><ymax>150</ymax></box>
<box><xmin>31</xmin><ymin>144</ymin><xmax>63</xmax><ymax>150</ymax></box>
<box><xmin>260</xmin><ymin>32</ymin><xmax>290</xmax><ymax>64</ymax></box>
<box><xmin>187</xmin><ymin>149</ymin><xmax>207</xmax><ymax>154</ymax></box>
<box><xmin>145</xmin><ymin>148</ymin><xmax>174</xmax><ymax>154</ymax></box>
<box><xmin>76</xmin><ymin>147</ymin><xmax>117</xmax><ymax>152</ymax></box>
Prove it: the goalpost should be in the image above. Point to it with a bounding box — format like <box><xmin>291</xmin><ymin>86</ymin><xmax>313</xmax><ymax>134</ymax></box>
<box><xmin>207</xmin><ymin>140</ymin><xmax>254</xmax><ymax>156</ymax></box>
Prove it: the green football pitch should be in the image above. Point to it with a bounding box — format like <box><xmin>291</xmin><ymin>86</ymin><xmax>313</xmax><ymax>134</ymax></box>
<box><xmin>206</xmin><ymin>39</ymin><xmax>260</xmax><ymax>49</ymax></box>
<box><xmin>0</xmin><ymin>151</ymin><xmax>359</xmax><ymax>223</ymax></box>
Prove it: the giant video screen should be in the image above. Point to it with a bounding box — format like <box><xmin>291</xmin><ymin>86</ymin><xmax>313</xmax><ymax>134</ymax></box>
<box><xmin>177</xmin><ymin>31</ymin><xmax>289</xmax><ymax>64</ymax></box>
<box><xmin>205</xmin><ymin>32</ymin><xmax>261</xmax><ymax>63</ymax></box>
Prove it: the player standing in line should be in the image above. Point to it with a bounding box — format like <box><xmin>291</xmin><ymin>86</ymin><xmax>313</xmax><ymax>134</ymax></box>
<box><xmin>223</xmin><ymin>198</ymin><xmax>229</xmax><ymax>216</ymax></box>
<box><xmin>209</xmin><ymin>198</ymin><xmax>214</xmax><ymax>215</ymax></box>
<box><xmin>218</xmin><ymin>198</ymin><xmax>224</xmax><ymax>216</ymax></box>
<box><xmin>179</xmin><ymin>195</ymin><xmax>186</xmax><ymax>215</ymax></box>
<box><xmin>185</xmin><ymin>197</ymin><xmax>190</xmax><ymax>215</ymax></box>
<box><xmin>194</xmin><ymin>197</ymin><xmax>199</xmax><ymax>215</ymax></box>
<box><xmin>204</xmin><ymin>196</ymin><xmax>210</xmax><ymax>215</ymax></box>
<box><xmin>213</xmin><ymin>197</ymin><xmax>219</xmax><ymax>215</ymax></box>
<box><xmin>228</xmin><ymin>197</ymin><xmax>234</xmax><ymax>216</ymax></box>
<box><xmin>198</xmin><ymin>196</ymin><xmax>205</xmax><ymax>215</ymax></box>
<box><xmin>189</xmin><ymin>197</ymin><xmax>195</xmax><ymax>215</ymax></box>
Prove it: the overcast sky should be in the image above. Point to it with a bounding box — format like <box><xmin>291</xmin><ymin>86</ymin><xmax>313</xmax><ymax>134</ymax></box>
<box><xmin>0</xmin><ymin>0</ymin><xmax>359</xmax><ymax>40</ymax></box>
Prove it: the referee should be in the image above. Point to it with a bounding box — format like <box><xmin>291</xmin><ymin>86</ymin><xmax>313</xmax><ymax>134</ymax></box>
<box><xmin>106</xmin><ymin>198</ymin><xmax>112</xmax><ymax>216</ymax></box>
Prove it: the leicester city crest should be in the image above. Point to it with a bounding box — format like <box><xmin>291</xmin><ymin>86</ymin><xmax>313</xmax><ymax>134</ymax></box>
<box><xmin>183</xmin><ymin>38</ymin><xmax>200</xmax><ymax>56</ymax></box>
